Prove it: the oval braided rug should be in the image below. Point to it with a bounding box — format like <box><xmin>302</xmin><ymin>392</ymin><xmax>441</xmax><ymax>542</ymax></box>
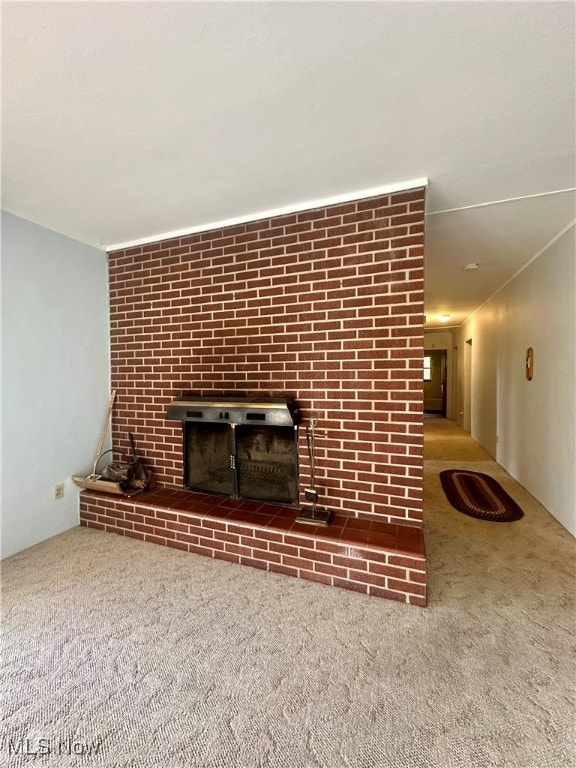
<box><xmin>439</xmin><ymin>469</ymin><xmax>524</xmax><ymax>522</ymax></box>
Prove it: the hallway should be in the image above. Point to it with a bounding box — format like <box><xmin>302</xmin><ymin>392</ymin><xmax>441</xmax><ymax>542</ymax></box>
<box><xmin>423</xmin><ymin>415</ymin><xmax>575</xmax><ymax>615</ymax></box>
<box><xmin>421</xmin><ymin>417</ymin><xmax>575</xmax><ymax>764</ymax></box>
<box><xmin>423</xmin><ymin>418</ymin><xmax>574</xmax><ymax>608</ymax></box>
<box><xmin>424</xmin><ymin>416</ymin><xmax>493</xmax><ymax>462</ymax></box>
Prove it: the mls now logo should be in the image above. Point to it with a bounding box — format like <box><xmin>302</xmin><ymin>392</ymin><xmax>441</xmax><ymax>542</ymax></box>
<box><xmin>7</xmin><ymin>737</ymin><xmax>101</xmax><ymax>757</ymax></box>
<box><xmin>7</xmin><ymin>739</ymin><xmax>51</xmax><ymax>757</ymax></box>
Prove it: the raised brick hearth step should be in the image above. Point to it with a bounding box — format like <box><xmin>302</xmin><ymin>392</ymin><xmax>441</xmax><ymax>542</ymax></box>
<box><xmin>79</xmin><ymin>488</ymin><xmax>427</xmax><ymax>607</ymax></box>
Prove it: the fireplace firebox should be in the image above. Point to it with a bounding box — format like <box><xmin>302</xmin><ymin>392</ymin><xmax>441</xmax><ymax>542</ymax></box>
<box><xmin>166</xmin><ymin>397</ymin><xmax>301</xmax><ymax>504</ymax></box>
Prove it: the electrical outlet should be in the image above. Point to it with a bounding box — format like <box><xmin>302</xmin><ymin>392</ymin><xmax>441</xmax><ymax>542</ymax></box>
<box><xmin>54</xmin><ymin>483</ymin><xmax>65</xmax><ymax>500</ymax></box>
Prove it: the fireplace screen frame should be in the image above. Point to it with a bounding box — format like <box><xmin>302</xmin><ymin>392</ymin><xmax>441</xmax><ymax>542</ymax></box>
<box><xmin>184</xmin><ymin>422</ymin><xmax>300</xmax><ymax>504</ymax></box>
<box><xmin>166</xmin><ymin>396</ymin><xmax>302</xmax><ymax>506</ymax></box>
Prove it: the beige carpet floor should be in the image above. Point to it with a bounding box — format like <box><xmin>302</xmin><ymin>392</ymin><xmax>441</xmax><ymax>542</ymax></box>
<box><xmin>1</xmin><ymin>420</ymin><xmax>575</xmax><ymax>767</ymax></box>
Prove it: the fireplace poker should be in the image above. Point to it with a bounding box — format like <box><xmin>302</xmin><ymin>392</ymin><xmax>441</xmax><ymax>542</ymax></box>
<box><xmin>296</xmin><ymin>418</ymin><xmax>333</xmax><ymax>526</ymax></box>
<box><xmin>305</xmin><ymin>420</ymin><xmax>319</xmax><ymax>511</ymax></box>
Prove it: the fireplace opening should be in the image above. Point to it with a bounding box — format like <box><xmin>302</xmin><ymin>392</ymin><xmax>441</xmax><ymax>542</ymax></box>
<box><xmin>185</xmin><ymin>423</ymin><xmax>298</xmax><ymax>503</ymax></box>
<box><xmin>166</xmin><ymin>396</ymin><xmax>301</xmax><ymax>505</ymax></box>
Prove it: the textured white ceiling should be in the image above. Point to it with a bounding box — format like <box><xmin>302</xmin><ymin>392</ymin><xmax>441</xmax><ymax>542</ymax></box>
<box><xmin>2</xmin><ymin>2</ymin><xmax>575</xmax><ymax>328</ymax></box>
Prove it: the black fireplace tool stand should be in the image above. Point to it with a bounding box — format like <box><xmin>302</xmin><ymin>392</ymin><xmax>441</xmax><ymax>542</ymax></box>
<box><xmin>296</xmin><ymin>419</ymin><xmax>333</xmax><ymax>526</ymax></box>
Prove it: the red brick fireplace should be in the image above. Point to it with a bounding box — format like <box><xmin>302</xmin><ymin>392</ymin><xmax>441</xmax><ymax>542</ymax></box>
<box><xmin>80</xmin><ymin>186</ymin><xmax>427</xmax><ymax>605</ymax></box>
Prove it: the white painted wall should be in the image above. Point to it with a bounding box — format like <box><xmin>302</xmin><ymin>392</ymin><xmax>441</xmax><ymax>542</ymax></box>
<box><xmin>454</xmin><ymin>225</ymin><xmax>576</xmax><ymax>535</ymax></box>
<box><xmin>1</xmin><ymin>212</ymin><xmax>110</xmax><ymax>558</ymax></box>
<box><xmin>452</xmin><ymin>306</ymin><xmax>498</xmax><ymax>454</ymax></box>
<box><xmin>424</xmin><ymin>330</ymin><xmax>454</xmax><ymax>419</ymax></box>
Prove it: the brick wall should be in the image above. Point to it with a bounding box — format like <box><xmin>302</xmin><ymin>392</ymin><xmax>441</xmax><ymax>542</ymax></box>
<box><xmin>108</xmin><ymin>187</ymin><xmax>425</xmax><ymax>525</ymax></box>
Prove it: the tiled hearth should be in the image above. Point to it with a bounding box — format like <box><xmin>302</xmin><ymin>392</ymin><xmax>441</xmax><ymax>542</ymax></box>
<box><xmin>80</xmin><ymin>488</ymin><xmax>427</xmax><ymax>607</ymax></box>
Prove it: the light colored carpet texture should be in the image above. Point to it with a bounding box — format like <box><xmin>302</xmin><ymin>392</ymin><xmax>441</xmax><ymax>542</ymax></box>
<box><xmin>1</xmin><ymin>420</ymin><xmax>575</xmax><ymax>767</ymax></box>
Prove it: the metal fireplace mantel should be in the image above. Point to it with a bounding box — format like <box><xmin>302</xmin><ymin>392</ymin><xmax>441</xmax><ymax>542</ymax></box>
<box><xmin>165</xmin><ymin>396</ymin><xmax>301</xmax><ymax>427</ymax></box>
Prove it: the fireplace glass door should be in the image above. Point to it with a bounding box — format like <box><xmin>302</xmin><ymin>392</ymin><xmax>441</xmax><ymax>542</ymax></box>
<box><xmin>184</xmin><ymin>422</ymin><xmax>298</xmax><ymax>504</ymax></box>
<box><xmin>185</xmin><ymin>422</ymin><xmax>234</xmax><ymax>496</ymax></box>
<box><xmin>236</xmin><ymin>425</ymin><xmax>298</xmax><ymax>504</ymax></box>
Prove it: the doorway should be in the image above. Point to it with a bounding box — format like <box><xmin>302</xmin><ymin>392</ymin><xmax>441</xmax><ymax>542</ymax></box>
<box><xmin>424</xmin><ymin>349</ymin><xmax>448</xmax><ymax>416</ymax></box>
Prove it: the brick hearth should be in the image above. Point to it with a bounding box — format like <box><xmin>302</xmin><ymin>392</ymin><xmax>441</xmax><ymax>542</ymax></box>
<box><xmin>80</xmin><ymin>488</ymin><xmax>427</xmax><ymax>606</ymax></box>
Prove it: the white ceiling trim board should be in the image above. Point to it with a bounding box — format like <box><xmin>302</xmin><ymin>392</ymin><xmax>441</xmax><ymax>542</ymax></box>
<box><xmin>426</xmin><ymin>188</ymin><xmax>576</xmax><ymax>217</ymax></box>
<box><xmin>106</xmin><ymin>178</ymin><xmax>428</xmax><ymax>251</ymax></box>
<box><xmin>460</xmin><ymin>218</ymin><xmax>576</xmax><ymax>328</ymax></box>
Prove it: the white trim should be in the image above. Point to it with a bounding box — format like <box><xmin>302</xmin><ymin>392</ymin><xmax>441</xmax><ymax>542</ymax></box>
<box><xmin>461</xmin><ymin>218</ymin><xmax>576</xmax><ymax>326</ymax></box>
<box><xmin>426</xmin><ymin>187</ymin><xmax>576</xmax><ymax>217</ymax></box>
<box><xmin>105</xmin><ymin>178</ymin><xmax>428</xmax><ymax>251</ymax></box>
